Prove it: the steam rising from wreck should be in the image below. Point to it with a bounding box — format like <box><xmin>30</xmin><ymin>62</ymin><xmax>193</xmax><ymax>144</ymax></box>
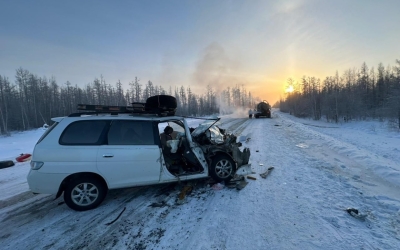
<box><xmin>192</xmin><ymin>43</ymin><xmax>257</xmax><ymax>113</ymax></box>
<box><xmin>193</xmin><ymin>42</ymin><xmax>242</xmax><ymax>93</ymax></box>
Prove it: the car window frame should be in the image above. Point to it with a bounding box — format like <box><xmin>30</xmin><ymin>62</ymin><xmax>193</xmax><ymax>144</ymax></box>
<box><xmin>36</xmin><ymin>122</ymin><xmax>59</xmax><ymax>144</ymax></box>
<box><xmin>59</xmin><ymin>120</ymin><xmax>111</xmax><ymax>146</ymax></box>
<box><xmin>107</xmin><ymin>119</ymin><xmax>157</xmax><ymax>146</ymax></box>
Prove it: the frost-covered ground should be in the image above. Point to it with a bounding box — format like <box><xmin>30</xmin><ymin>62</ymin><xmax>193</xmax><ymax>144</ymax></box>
<box><xmin>0</xmin><ymin>110</ymin><xmax>399</xmax><ymax>249</ymax></box>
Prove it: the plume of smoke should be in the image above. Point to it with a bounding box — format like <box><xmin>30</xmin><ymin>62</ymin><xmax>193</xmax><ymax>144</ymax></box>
<box><xmin>217</xmin><ymin>95</ymin><xmax>252</xmax><ymax>118</ymax></box>
<box><xmin>192</xmin><ymin>42</ymin><xmax>242</xmax><ymax>93</ymax></box>
<box><xmin>193</xmin><ymin>42</ymin><xmax>260</xmax><ymax>118</ymax></box>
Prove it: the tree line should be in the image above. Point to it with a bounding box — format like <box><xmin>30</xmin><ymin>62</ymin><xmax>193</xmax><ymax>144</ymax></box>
<box><xmin>0</xmin><ymin>68</ymin><xmax>258</xmax><ymax>135</ymax></box>
<box><xmin>279</xmin><ymin>59</ymin><xmax>400</xmax><ymax>128</ymax></box>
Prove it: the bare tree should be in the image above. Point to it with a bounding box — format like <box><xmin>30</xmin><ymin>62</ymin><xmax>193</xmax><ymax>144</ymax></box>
<box><xmin>0</xmin><ymin>76</ymin><xmax>12</xmax><ymax>135</ymax></box>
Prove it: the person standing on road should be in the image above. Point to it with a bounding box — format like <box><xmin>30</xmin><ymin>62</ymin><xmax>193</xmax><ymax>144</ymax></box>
<box><xmin>248</xmin><ymin>109</ymin><xmax>253</xmax><ymax>119</ymax></box>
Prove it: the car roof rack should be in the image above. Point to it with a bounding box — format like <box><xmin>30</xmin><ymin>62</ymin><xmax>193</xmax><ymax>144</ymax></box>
<box><xmin>68</xmin><ymin>103</ymin><xmax>176</xmax><ymax>117</ymax></box>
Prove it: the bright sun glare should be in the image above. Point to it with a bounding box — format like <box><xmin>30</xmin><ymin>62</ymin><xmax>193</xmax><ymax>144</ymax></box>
<box><xmin>285</xmin><ymin>85</ymin><xmax>294</xmax><ymax>93</ymax></box>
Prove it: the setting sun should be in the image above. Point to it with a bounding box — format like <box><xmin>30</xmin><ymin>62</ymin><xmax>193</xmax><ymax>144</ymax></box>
<box><xmin>285</xmin><ymin>85</ymin><xmax>294</xmax><ymax>93</ymax></box>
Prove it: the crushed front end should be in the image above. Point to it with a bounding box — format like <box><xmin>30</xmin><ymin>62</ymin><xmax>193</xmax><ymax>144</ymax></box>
<box><xmin>191</xmin><ymin>123</ymin><xmax>251</xmax><ymax>170</ymax></box>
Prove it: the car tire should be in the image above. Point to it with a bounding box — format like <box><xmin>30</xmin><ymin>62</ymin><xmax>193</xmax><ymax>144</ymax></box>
<box><xmin>0</xmin><ymin>160</ymin><xmax>15</xmax><ymax>169</ymax></box>
<box><xmin>145</xmin><ymin>95</ymin><xmax>177</xmax><ymax>115</ymax></box>
<box><xmin>64</xmin><ymin>176</ymin><xmax>107</xmax><ymax>211</ymax></box>
<box><xmin>210</xmin><ymin>155</ymin><xmax>236</xmax><ymax>183</ymax></box>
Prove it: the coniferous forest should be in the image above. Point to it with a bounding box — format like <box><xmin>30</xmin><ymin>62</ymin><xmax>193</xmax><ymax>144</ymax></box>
<box><xmin>1</xmin><ymin>59</ymin><xmax>400</xmax><ymax>135</ymax></box>
<box><xmin>279</xmin><ymin>60</ymin><xmax>400</xmax><ymax>128</ymax></box>
<box><xmin>0</xmin><ymin>68</ymin><xmax>257</xmax><ymax>135</ymax></box>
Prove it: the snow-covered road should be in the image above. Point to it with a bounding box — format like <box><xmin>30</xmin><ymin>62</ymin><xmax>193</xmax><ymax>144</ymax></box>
<box><xmin>0</xmin><ymin>111</ymin><xmax>399</xmax><ymax>249</ymax></box>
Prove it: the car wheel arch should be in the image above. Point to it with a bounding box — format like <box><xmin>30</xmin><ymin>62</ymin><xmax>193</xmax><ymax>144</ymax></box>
<box><xmin>56</xmin><ymin>172</ymin><xmax>108</xmax><ymax>199</ymax></box>
<box><xmin>209</xmin><ymin>151</ymin><xmax>234</xmax><ymax>161</ymax></box>
<box><xmin>206</xmin><ymin>150</ymin><xmax>231</xmax><ymax>163</ymax></box>
<box><xmin>208</xmin><ymin>152</ymin><xmax>237</xmax><ymax>182</ymax></box>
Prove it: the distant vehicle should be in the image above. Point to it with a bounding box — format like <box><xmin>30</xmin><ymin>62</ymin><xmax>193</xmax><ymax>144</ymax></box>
<box><xmin>27</xmin><ymin>95</ymin><xmax>251</xmax><ymax>211</ymax></box>
<box><xmin>254</xmin><ymin>101</ymin><xmax>271</xmax><ymax>118</ymax></box>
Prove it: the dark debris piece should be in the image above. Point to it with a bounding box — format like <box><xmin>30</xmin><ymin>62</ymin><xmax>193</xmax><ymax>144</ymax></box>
<box><xmin>346</xmin><ymin>207</ymin><xmax>367</xmax><ymax>220</ymax></box>
<box><xmin>149</xmin><ymin>201</ymin><xmax>167</xmax><ymax>208</ymax></box>
<box><xmin>346</xmin><ymin>208</ymin><xmax>359</xmax><ymax>215</ymax></box>
<box><xmin>260</xmin><ymin>167</ymin><xmax>274</xmax><ymax>179</ymax></box>
<box><xmin>236</xmin><ymin>180</ymin><xmax>248</xmax><ymax>190</ymax></box>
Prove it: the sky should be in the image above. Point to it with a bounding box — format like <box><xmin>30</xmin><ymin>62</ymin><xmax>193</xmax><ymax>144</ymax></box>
<box><xmin>1</xmin><ymin>111</ymin><xmax>399</xmax><ymax>249</ymax></box>
<box><xmin>1</xmin><ymin>0</ymin><xmax>400</xmax><ymax>104</ymax></box>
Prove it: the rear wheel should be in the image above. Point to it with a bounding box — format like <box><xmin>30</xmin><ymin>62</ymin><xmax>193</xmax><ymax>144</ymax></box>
<box><xmin>64</xmin><ymin>177</ymin><xmax>107</xmax><ymax>211</ymax></box>
<box><xmin>210</xmin><ymin>155</ymin><xmax>236</xmax><ymax>183</ymax></box>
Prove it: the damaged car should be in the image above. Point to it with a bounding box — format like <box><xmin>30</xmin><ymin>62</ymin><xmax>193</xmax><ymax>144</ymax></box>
<box><xmin>27</xmin><ymin>95</ymin><xmax>252</xmax><ymax>211</ymax></box>
<box><xmin>159</xmin><ymin>118</ymin><xmax>251</xmax><ymax>182</ymax></box>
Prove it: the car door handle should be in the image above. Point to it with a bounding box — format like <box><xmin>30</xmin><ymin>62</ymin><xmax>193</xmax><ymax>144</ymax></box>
<box><xmin>102</xmin><ymin>154</ymin><xmax>114</xmax><ymax>158</ymax></box>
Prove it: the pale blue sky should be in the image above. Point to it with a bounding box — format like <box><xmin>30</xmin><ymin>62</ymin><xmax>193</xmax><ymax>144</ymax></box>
<box><xmin>1</xmin><ymin>0</ymin><xmax>399</xmax><ymax>103</ymax></box>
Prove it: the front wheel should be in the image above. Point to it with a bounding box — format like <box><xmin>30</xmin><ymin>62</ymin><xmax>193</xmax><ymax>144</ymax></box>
<box><xmin>210</xmin><ymin>155</ymin><xmax>236</xmax><ymax>183</ymax></box>
<box><xmin>64</xmin><ymin>177</ymin><xmax>107</xmax><ymax>211</ymax></box>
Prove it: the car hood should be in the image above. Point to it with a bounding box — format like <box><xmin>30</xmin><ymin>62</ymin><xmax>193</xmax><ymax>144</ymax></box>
<box><xmin>191</xmin><ymin>122</ymin><xmax>224</xmax><ymax>144</ymax></box>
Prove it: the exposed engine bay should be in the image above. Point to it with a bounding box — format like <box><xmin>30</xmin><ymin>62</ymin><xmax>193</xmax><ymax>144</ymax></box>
<box><xmin>191</xmin><ymin>123</ymin><xmax>250</xmax><ymax>167</ymax></box>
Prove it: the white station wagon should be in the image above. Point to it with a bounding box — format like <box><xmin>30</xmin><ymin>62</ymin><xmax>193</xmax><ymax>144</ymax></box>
<box><xmin>27</xmin><ymin>95</ymin><xmax>251</xmax><ymax>211</ymax></box>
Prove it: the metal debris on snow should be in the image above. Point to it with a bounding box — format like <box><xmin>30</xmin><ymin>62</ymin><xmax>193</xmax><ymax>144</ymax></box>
<box><xmin>236</xmin><ymin>180</ymin><xmax>248</xmax><ymax>190</ymax></box>
<box><xmin>260</xmin><ymin>167</ymin><xmax>274</xmax><ymax>179</ymax></box>
<box><xmin>346</xmin><ymin>208</ymin><xmax>368</xmax><ymax>220</ymax></box>
<box><xmin>149</xmin><ymin>201</ymin><xmax>167</xmax><ymax>208</ymax></box>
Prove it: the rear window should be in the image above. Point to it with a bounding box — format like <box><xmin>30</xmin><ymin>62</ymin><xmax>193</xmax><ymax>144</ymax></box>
<box><xmin>60</xmin><ymin>120</ymin><xmax>109</xmax><ymax>145</ymax></box>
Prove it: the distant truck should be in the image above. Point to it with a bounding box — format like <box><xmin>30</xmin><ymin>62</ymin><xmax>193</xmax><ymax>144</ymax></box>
<box><xmin>254</xmin><ymin>101</ymin><xmax>271</xmax><ymax>118</ymax></box>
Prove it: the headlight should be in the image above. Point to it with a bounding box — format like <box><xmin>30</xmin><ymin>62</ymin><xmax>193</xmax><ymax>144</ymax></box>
<box><xmin>30</xmin><ymin>161</ymin><xmax>44</xmax><ymax>170</ymax></box>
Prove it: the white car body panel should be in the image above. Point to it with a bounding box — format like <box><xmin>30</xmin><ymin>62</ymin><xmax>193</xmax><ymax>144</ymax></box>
<box><xmin>27</xmin><ymin>171</ymin><xmax>68</xmax><ymax>194</ymax></box>
<box><xmin>97</xmin><ymin>145</ymin><xmax>162</xmax><ymax>188</ymax></box>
